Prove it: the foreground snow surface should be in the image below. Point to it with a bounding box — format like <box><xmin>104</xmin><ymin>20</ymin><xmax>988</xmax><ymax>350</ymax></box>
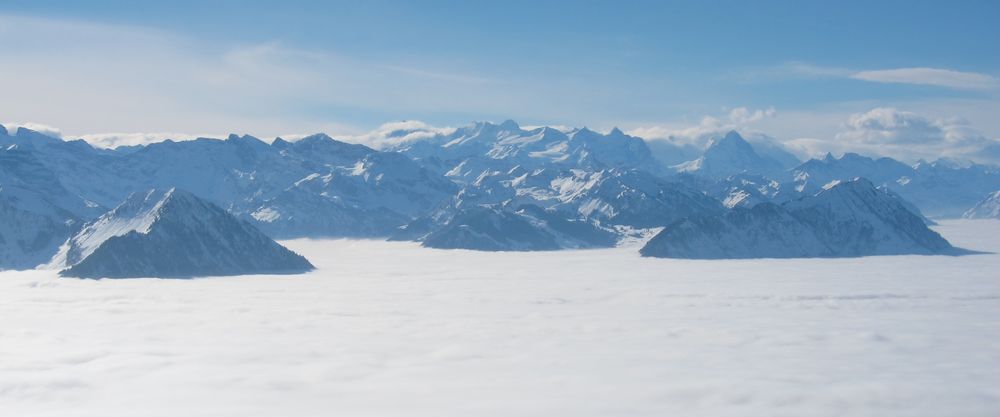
<box><xmin>3</xmin><ymin>220</ymin><xmax>1000</xmax><ymax>417</ymax></box>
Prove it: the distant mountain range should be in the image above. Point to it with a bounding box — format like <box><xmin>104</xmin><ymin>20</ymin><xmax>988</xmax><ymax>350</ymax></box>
<box><xmin>1</xmin><ymin>120</ymin><xmax>995</xmax><ymax>273</ymax></box>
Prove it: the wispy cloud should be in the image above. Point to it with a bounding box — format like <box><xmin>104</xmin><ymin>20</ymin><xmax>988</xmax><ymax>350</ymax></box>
<box><xmin>851</xmin><ymin>68</ymin><xmax>999</xmax><ymax>90</ymax></box>
<box><xmin>1</xmin><ymin>121</ymin><xmax>63</xmax><ymax>138</ymax></box>
<box><xmin>0</xmin><ymin>14</ymin><xmax>519</xmax><ymax>139</ymax></box>
<box><xmin>778</xmin><ymin>62</ymin><xmax>999</xmax><ymax>91</ymax></box>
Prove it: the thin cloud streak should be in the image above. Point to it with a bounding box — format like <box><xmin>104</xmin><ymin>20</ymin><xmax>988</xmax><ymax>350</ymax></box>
<box><xmin>852</xmin><ymin>68</ymin><xmax>999</xmax><ymax>90</ymax></box>
<box><xmin>775</xmin><ymin>62</ymin><xmax>999</xmax><ymax>91</ymax></box>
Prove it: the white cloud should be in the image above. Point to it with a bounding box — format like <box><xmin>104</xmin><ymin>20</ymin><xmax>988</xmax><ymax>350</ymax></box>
<box><xmin>781</xmin><ymin>62</ymin><xmax>999</xmax><ymax>91</ymax></box>
<box><xmin>626</xmin><ymin>107</ymin><xmax>778</xmax><ymax>148</ymax></box>
<box><xmin>851</xmin><ymin>68</ymin><xmax>999</xmax><ymax>90</ymax></box>
<box><xmin>77</xmin><ymin>132</ymin><xmax>214</xmax><ymax>148</ymax></box>
<box><xmin>837</xmin><ymin>107</ymin><xmax>944</xmax><ymax>145</ymax></box>
<box><xmin>1</xmin><ymin>122</ymin><xmax>63</xmax><ymax>138</ymax></box>
<box><xmin>781</xmin><ymin>107</ymin><xmax>1000</xmax><ymax>164</ymax></box>
<box><xmin>346</xmin><ymin>120</ymin><xmax>456</xmax><ymax>149</ymax></box>
<box><xmin>728</xmin><ymin>106</ymin><xmax>777</xmax><ymax>124</ymax></box>
<box><xmin>625</xmin><ymin>105</ymin><xmax>1000</xmax><ymax>165</ymax></box>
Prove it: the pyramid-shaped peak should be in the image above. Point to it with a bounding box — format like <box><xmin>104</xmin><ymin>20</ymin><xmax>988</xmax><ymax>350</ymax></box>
<box><xmin>498</xmin><ymin>119</ymin><xmax>520</xmax><ymax>130</ymax></box>
<box><xmin>296</xmin><ymin>133</ymin><xmax>335</xmax><ymax>143</ymax></box>
<box><xmin>271</xmin><ymin>137</ymin><xmax>290</xmax><ymax>148</ymax></box>
<box><xmin>707</xmin><ymin>130</ymin><xmax>754</xmax><ymax>152</ymax></box>
<box><xmin>52</xmin><ymin>187</ymin><xmax>313</xmax><ymax>278</ymax></box>
<box><xmin>571</xmin><ymin>127</ymin><xmax>600</xmax><ymax>138</ymax></box>
<box><xmin>714</xmin><ymin>130</ymin><xmax>749</xmax><ymax>145</ymax></box>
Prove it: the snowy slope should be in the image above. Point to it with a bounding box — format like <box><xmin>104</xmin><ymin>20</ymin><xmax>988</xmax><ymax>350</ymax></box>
<box><xmin>420</xmin><ymin>204</ymin><xmax>617</xmax><ymax>251</ymax></box>
<box><xmin>50</xmin><ymin>189</ymin><xmax>313</xmax><ymax>278</ymax></box>
<box><xmin>641</xmin><ymin>178</ymin><xmax>956</xmax><ymax>259</ymax></box>
<box><xmin>963</xmin><ymin>190</ymin><xmax>1000</xmax><ymax>218</ymax></box>
<box><xmin>0</xmin><ymin>187</ymin><xmax>82</xmax><ymax>270</ymax></box>
<box><xmin>248</xmin><ymin>151</ymin><xmax>457</xmax><ymax>237</ymax></box>
<box><xmin>393</xmin><ymin>167</ymin><xmax>723</xmax><ymax>250</ymax></box>
<box><xmin>640</xmin><ymin>202</ymin><xmax>830</xmax><ymax>259</ymax></box>
<box><xmin>0</xmin><ymin>144</ymin><xmax>104</xmax><ymax>269</ymax></box>
<box><xmin>389</xmin><ymin>121</ymin><xmax>664</xmax><ymax>180</ymax></box>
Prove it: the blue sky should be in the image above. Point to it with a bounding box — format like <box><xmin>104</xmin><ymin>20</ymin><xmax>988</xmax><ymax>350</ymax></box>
<box><xmin>1</xmin><ymin>1</ymin><xmax>998</xmax><ymax>161</ymax></box>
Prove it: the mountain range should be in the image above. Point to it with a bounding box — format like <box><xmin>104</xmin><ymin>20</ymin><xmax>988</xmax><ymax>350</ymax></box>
<box><xmin>1</xmin><ymin>120</ymin><xmax>995</xmax><ymax>272</ymax></box>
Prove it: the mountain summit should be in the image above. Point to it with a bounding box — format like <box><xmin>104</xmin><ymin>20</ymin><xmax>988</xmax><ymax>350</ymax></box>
<box><xmin>673</xmin><ymin>131</ymin><xmax>788</xmax><ymax>179</ymax></box>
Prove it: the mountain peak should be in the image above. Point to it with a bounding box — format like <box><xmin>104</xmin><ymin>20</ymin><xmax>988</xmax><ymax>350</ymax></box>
<box><xmin>706</xmin><ymin>130</ymin><xmax>754</xmax><ymax>154</ymax></box>
<box><xmin>226</xmin><ymin>133</ymin><xmax>265</xmax><ymax>144</ymax></box>
<box><xmin>271</xmin><ymin>137</ymin><xmax>290</xmax><ymax>149</ymax></box>
<box><xmin>499</xmin><ymin>119</ymin><xmax>520</xmax><ymax>130</ymax></box>
<box><xmin>722</xmin><ymin>130</ymin><xmax>743</xmax><ymax>141</ymax></box>
<box><xmin>10</xmin><ymin>127</ymin><xmax>62</xmax><ymax>146</ymax></box>
<box><xmin>297</xmin><ymin>133</ymin><xmax>335</xmax><ymax>143</ymax></box>
<box><xmin>609</xmin><ymin>127</ymin><xmax>625</xmax><ymax>136</ymax></box>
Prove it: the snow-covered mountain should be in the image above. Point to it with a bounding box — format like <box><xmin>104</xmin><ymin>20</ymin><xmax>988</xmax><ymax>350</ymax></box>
<box><xmin>673</xmin><ymin>131</ymin><xmax>793</xmax><ymax>179</ymax></box>
<box><xmin>3</xmin><ymin>119</ymin><xmax>999</xmax><ymax>263</ymax></box>
<box><xmin>640</xmin><ymin>178</ymin><xmax>957</xmax><ymax>259</ymax></box>
<box><xmin>392</xmin><ymin>167</ymin><xmax>724</xmax><ymax>250</ymax></box>
<box><xmin>248</xmin><ymin>151</ymin><xmax>457</xmax><ymax>237</ymax></box>
<box><xmin>963</xmin><ymin>190</ymin><xmax>1000</xmax><ymax>219</ymax></box>
<box><xmin>789</xmin><ymin>153</ymin><xmax>1000</xmax><ymax>217</ymax></box>
<box><xmin>0</xmin><ymin>126</ymin><xmax>457</xmax><ymax>239</ymax></box>
<box><xmin>0</xmin><ymin>186</ymin><xmax>82</xmax><ymax>270</ymax></box>
<box><xmin>420</xmin><ymin>204</ymin><xmax>617</xmax><ymax>251</ymax></box>
<box><xmin>0</xmin><ymin>143</ymin><xmax>106</xmax><ymax>270</ymax></box>
<box><xmin>388</xmin><ymin>120</ymin><xmax>665</xmax><ymax>180</ymax></box>
<box><xmin>50</xmin><ymin>188</ymin><xmax>313</xmax><ymax>278</ymax></box>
